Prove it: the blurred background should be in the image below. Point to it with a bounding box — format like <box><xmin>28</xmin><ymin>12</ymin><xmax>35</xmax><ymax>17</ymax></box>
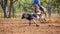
<box><xmin>0</xmin><ymin>0</ymin><xmax>60</xmax><ymax>18</ymax></box>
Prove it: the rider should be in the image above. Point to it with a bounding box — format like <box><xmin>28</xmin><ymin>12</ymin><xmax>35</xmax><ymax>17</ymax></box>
<box><xmin>33</xmin><ymin>0</ymin><xmax>45</xmax><ymax>14</ymax></box>
<box><xmin>33</xmin><ymin>0</ymin><xmax>47</xmax><ymax>21</ymax></box>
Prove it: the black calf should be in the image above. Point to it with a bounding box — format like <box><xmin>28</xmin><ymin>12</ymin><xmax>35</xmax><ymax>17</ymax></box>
<box><xmin>21</xmin><ymin>13</ymin><xmax>39</xmax><ymax>27</ymax></box>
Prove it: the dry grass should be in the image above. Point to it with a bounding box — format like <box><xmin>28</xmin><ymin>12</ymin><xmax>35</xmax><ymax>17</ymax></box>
<box><xmin>0</xmin><ymin>17</ymin><xmax>60</xmax><ymax>34</ymax></box>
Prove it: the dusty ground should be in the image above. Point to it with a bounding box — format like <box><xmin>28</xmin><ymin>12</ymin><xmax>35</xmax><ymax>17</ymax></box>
<box><xmin>0</xmin><ymin>17</ymin><xmax>60</xmax><ymax>34</ymax></box>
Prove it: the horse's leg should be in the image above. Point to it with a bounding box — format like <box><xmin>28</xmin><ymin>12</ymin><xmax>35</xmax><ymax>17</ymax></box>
<box><xmin>44</xmin><ymin>8</ymin><xmax>47</xmax><ymax>17</ymax></box>
<box><xmin>44</xmin><ymin>12</ymin><xmax>47</xmax><ymax>17</ymax></box>
<box><xmin>44</xmin><ymin>10</ymin><xmax>48</xmax><ymax>22</ymax></box>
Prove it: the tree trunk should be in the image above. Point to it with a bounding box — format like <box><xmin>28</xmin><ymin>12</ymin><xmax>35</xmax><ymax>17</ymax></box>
<box><xmin>8</xmin><ymin>0</ymin><xmax>13</xmax><ymax>18</ymax></box>
<box><xmin>47</xmin><ymin>0</ymin><xmax>52</xmax><ymax>17</ymax></box>
<box><xmin>9</xmin><ymin>0</ymin><xmax>18</xmax><ymax>18</ymax></box>
<box><xmin>1</xmin><ymin>0</ymin><xmax>7</xmax><ymax>18</ymax></box>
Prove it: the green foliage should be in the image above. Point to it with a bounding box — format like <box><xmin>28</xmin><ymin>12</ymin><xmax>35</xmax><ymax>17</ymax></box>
<box><xmin>15</xmin><ymin>0</ymin><xmax>49</xmax><ymax>13</ymax></box>
<box><xmin>0</xmin><ymin>0</ymin><xmax>60</xmax><ymax>14</ymax></box>
<box><xmin>0</xmin><ymin>5</ymin><xmax>3</xmax><ymax>13</ymax></box>
<box><xmin>51</xmin><ymin>0</ymin><xmax>60</xmax><ymax>13</ymax></box>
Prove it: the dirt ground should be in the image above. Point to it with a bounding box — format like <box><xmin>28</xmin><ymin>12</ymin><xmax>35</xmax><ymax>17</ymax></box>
<box><xmin>0</xmin><ymin>17</ymin><xmax>60</xmax><ymax>34</ymax></box>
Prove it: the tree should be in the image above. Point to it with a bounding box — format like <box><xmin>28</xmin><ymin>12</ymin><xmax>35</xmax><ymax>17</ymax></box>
<box><xmin>47</xmin><ymin>0</ymin><xmax>51</xmax><ymax>17</ymax></box>
<box><xmin>0</xmin><ymin>0</ymin><xmax>18</xmax><ymax>18</ymax></box>
<box><xmin>0</xmin><ymin>0</ymin><xmax>7</xmax><ymax>18</ymax></box>
<box><xmin>9</xmin><ymin>0</ymin><xmax>18</xmax><ymax>18</ymax></box>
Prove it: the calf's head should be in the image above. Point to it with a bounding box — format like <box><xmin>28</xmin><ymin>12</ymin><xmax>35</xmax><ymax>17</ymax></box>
<box><xmin>21</xmin><ymin>13</ymin><xmax>28</xmax><ymax>19</ymax></box>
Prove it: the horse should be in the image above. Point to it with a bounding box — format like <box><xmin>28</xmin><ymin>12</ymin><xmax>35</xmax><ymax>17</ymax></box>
<box><xmin>34</xmin><ymin>5</ymin><xmax>47</xmax><ymax>22</ymax></box>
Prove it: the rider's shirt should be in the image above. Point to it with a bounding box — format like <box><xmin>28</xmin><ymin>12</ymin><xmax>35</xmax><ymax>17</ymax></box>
<box><xmin>33</xmin><ymin>0</ymin><xmax>41</xmax><ymax>7</ymax></box>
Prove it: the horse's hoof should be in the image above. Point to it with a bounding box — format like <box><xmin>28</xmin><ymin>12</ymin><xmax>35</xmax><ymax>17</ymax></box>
<box><xmin>36</xmin><ymin>25</ymin><xmax>39</xmax><ymax>27</ymax></box>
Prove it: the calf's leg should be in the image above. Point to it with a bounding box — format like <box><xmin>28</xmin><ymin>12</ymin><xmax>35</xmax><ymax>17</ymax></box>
<box><xmin>33</xmin><ymin>19</ymin><xmax>39</xmax><ymax>27</ymax></box>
